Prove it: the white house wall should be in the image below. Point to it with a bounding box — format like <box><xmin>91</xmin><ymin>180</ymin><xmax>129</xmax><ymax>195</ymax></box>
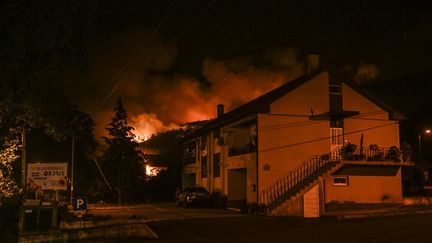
<box><xmin>325</xmin><ymin>168</ymin><xmax>403</xmax><ymax>203</ymax></box>
<box><xmin>258</xmin><ymin>72</ymin><xmax>331</xmax><ymax>193</ymax></box>
<box><xmin>343</xmin><ymin>84</ymin><xmax>400</xmax><ymax>148</ymax></box>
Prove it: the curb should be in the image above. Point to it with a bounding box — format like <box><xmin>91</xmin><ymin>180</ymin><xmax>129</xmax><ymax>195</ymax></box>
<box><xmin>19</xmin><ymin>223</ymin><xmax>158</xmax><ymax>243</ymax></box>
<box><xmin>324</xmin><ymin>209</ymin><xmax>432</xmax><ymax>220</ymax></box>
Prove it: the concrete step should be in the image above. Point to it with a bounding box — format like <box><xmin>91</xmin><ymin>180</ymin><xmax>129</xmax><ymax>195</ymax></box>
<box><xmin>269</xmin><ymin>162</ymin><xmax>345</xmax><ymax>215</ymax></box>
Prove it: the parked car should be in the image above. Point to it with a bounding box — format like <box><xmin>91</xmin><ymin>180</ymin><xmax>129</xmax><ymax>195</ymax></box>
<box><xmin>177</xmin><ymin>186</ymin><xmax>210</xmax><ymax>207</ymax></box>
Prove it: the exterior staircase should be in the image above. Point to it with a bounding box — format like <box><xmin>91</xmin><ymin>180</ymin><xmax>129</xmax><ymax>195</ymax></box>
<box><xmin>258</xmin><ymin>148</ymin><xmax>343</xmax><ymax>215</ymax></box>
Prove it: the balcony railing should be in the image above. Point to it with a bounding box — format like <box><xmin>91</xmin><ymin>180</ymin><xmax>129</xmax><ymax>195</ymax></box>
<box><xmin>228</xmin><ymin>144</ymin><xmax>256</xmax><ymax>157</ymax></box>
<box><xmin>342</xmin><ymin>147</ymin><xmax>413</xmax><ymax>162</ymax></box>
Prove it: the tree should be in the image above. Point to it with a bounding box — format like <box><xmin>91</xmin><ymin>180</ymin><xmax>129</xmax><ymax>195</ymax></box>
<box><xmin>0</xmin><ymin>0</ymin><xmax>96</xmax><ymax>136</ymax></box>
<box><xmin>102</xmin><ymin>98</ymin><xmax>144</xmax><ymax>204</ymax></box>
<box><xmin>0</xmin><ymin>0</ymin><xmax>96</xmax><ymax>194</ymax></box>
<box><xmin>138</xmin><ymin>122</ymin><xmax>210</xmax><ymax>201</ymax></box>
<box><xmin>138</xmin><ymin>129</ymin><xmax>184</xmax><ymax>201</ymax></box>
<box><xmin>0</xmin><ymin>135</ymin><xmax>20</xmax><ymax>199</ymax></box>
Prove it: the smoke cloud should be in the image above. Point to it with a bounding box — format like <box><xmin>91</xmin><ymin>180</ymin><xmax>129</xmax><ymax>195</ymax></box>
<box><xmin>77</xmin><ymin>34</ymin><xmax>306</xmax><ymax>141</ymax></box>
<box><xmin>354</xmin><ymin>63</ymin><xmax>380</xmax><ymax>84</ymax></box>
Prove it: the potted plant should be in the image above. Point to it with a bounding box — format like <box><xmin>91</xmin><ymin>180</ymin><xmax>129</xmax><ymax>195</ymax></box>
<box><xmin>342</xmin><ymin>143</ymin><xmax>357</xmax><ymax>160</ymax></box>
<box><xmin>388</xmin><ymin>146</ymin><xmax>401</xmax><ymax>162</ymax></box>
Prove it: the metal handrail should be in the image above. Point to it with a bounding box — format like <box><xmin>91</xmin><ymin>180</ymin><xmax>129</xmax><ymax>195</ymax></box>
<box><xmin>257</xmin><ymin>146</ymin><xmax>414</xmax><ymax>208</ymax></box>
<box><xmin>258</xmin><ymin>147</ymin><xmax>342</xmax><ymax>207</ymax></box>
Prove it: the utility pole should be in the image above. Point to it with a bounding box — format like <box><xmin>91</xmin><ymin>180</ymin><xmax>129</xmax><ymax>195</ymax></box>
<box><xmin>21</xmin><ymin>128</ymin><xmax>27</xmax><ymax>190</ymax></box>
<box><xmin>19</xmin><ymin>128</ymin><xmax>27</xmax><ymax>234</ymax></box>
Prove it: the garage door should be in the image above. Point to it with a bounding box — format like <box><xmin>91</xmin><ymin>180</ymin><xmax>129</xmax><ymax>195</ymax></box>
<box><xmin>228</xmin><ymin>168</ymin><xmax>247</xmax><ymax>209</ymax></box>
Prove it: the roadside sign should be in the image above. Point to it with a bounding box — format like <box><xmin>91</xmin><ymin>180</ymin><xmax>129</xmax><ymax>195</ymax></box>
<box><xmin>72</xmin><ymin>196</ymin><xmax>88</xmax><ymax>211</ymax></box>
<box><xmin>26</xmin><ymin>163</ymin><xmax>68</xmax><ymax>190</ymax></box>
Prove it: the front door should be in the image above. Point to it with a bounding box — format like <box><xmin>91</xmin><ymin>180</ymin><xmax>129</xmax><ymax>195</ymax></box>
<box><xmin>227</xmin><ymin>168</ymin><xmax>247</xmax><ymax>209</ymax></box>
<box><xmin>303</xmin><ymin>184</ymin><xmax>320</xmax><ymax>217</ymax></box>
<box><xmin>330</xmin><ymin>128</ymin><xmax>343</xmax><ymax>159</ymax></box>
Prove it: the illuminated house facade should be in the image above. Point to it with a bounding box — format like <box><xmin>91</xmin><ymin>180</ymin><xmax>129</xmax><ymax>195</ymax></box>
<box><xmin>182</xmin><ymin>65</ymin><xmax>414</xmax><ymax>217</ymax></box>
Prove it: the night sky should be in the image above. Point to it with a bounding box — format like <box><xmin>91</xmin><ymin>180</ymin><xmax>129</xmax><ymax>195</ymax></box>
<box><xmin>179</xmin><ymin>0</ymin><xmax>431</xmax><ymax>78</ymax></box>
<box><xmin>93</xmin><ymin>0</ymin><xmax>432</xmax><ymax>79</ymax></box>
<box><xmin>7</xmin><ymin>0</ymin><xmax>432</xmax><ymax>139</ymax></box>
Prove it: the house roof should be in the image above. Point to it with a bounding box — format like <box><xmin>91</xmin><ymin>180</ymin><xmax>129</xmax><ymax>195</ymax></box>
<box><xmin>185</xmin><ymin>69</ymin><xmax>405</xmax><ymax>140</ymax></box>
<box><xmin>185</xmin><ymin>70</ymin><xmax>325</xmax><ymax>140</ymax></box>
<box><xmin>342</xmin><ymin>79</ymin><xmax>406</xmax><ymax>120</ymax></box>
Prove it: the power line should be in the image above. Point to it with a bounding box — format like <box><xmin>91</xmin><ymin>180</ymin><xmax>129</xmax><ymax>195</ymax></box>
<box><xmin>152</xmin><ymin>0</ymin><xmax>183</xmax><ymax>35</ymax></box>
<box><xmin>345</xmin><ymin>117</ymin><xmax>392</xmax><ymax>122</ymax></box>
<box><xmin>173</xmin><ymin>0</ymin><xmax>217</xmax><ymax>41</ymax></box>
<box><xmin>78</xmin><ymin>1</ymin><xmax>217</xmax><ymax>125</ymax></box>
<box><xmin>159</xmin><ymin>1</ymin><xmax>203</xmax><ymax>39</ymax></box>
<box><xmin>260</xmin><ymin>120</ymin><xmax>324</xmax><ymax>131</ymax></box>
<box><xmin>260</xmin><ymin>113</ymin><xmax>310</xmax><ymax>118</ymax></box>
<box><xmin>258</xmin><ymin>110</ymin><xmax>389</xmax><ymax>130</ymax></box>
<box><xmin>259</xmin><ymin>122</ymin><xmax>397</xmax><ymax>153</ymax></box>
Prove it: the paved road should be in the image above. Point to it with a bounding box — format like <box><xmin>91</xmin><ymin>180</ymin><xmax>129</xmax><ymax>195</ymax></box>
<box><xmin>83</xmin><ymin>203</ymin><xmax>432</xmax><ymax>242</ymax></box>
<box><xmin>142</xmin><ymin>213</ymin><xmax>432</xmax><ymax>243</ymax></box>
<box><xmin>87</xmin><ymin>203</ymin><xmax>243</xmax><ymax>222</ymax></box>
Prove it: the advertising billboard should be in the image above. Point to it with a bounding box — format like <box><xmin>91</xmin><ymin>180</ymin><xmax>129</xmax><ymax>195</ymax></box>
<box><xmin>26</xmin><ymin>163</ymin><xmax>68</xmax><ymax>190</ymax></box>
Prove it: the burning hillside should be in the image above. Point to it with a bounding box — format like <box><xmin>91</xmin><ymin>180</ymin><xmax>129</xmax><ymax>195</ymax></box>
<box><xmin>80</xmin><ymin>33</ymin><xmax>306</xmax><ymax>141</ymax></box>
<box><xmin>126</xmin><ymin>55</ymin><xmax>305</xmax><ymax>141</ymax></box>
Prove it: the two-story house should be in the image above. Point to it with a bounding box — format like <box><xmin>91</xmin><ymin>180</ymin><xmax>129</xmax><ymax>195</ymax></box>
<box><xmin>182</xmin><ymin>56</ymin><xmax>414</xmax><ymax>217</ymax></box>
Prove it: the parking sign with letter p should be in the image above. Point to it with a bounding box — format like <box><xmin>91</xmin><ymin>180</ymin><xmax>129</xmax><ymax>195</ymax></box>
<box><xmin>73</xmin><ymin>196</ymin><xmax>87</xmax><ymax>211</ymax></box>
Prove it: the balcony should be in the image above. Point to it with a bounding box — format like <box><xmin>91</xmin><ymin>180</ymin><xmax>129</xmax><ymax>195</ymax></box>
<box><xmin>229</xmin><ymin>144</ymin><xmax>256</xmax><ymax>157</ymax></box>
<box><xmin>341</xmin><ymin>146</ymin><xmax>414</xmax><ymax>163</ymax></box>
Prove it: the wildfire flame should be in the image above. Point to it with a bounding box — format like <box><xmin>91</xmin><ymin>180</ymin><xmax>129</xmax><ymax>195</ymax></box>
<box><xmin>123</xmin><ymin>57</ymin><xmax>305</xmax><ymax>142</ymax></box>
<box><xmin>130</xmin><ymin>113</ymin><xmax>179</xmax><ymax>142</ymax></box>
<box><xmin>92</xmin><ymin>47</ymin><xmax>306</xmax><ymax>142</ymax></box>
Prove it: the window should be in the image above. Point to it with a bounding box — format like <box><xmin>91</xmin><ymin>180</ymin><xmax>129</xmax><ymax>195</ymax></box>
<box><xmin>228</xmin><ymin>123</ymin><xmax>257</xmax><ymax>156</ymax></box>
<box><xmin>213</xmin><ymin>129</ymin><xmax>220</xmax><ymax>139</ymax></box>
<box><xmin>183</xmin><ymin>141</ymin><xmax>197</xmax><ymax>165</ymax></box>
<box><xmin>213</xmin><ymin>153</ymin><xmax>220</xmax><ymax>177</ymax></box>
<box><xmin>333</xmin><ymin>176</ymin><xmax>348</xmax><ymax>186</ymax></box>
<box><xmin>200</xmin><ymin>136</ymin><xmax>208</xmax><ymax>156</ymax></box>
<box><xmin>201</xmin><ymin>156</ymin><xmax>207</xmax><ymax>178</ymax></box>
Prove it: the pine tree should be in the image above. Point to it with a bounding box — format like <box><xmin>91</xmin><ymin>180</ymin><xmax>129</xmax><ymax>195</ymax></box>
<box><xmin>102</xmin><ymin>98</ymin><xmax>144</xmax><ymax>204</ymax></box>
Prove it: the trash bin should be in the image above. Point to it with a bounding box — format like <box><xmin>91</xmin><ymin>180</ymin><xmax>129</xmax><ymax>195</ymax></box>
<box><xmin>23</xmin><ymin>207</ymin><xmax>38</xmax><ymax>232</ymax></box>
<box><xmin>21</xmin><ymin>200</ymin><xmax>58</xmax><ymax>233</ymax></box>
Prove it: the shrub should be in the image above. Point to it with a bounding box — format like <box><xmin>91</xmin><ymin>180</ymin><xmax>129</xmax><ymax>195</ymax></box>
<box><xmin>240</xmin><ymin>199</ymin><xmax>248</xmax><ymax>213</ymax></box>
<box><xmin>246</xmin><ymin>203</ymin><xmax>268</xmax><ymax>215</ymax></box>
<box><xmin>388</xmin><ymin>146</ymin><xmax>401</xmax><ymax>162</ymax></box>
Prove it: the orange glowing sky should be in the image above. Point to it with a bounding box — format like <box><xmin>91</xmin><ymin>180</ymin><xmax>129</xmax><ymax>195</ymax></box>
<box><xmin>121</xmin><ymin>57</ymin><xmax>303</xmax><ymax>142</ymax></box>
<box><xmin>89</xmin><ymin>47</ymin><xmax>306</xmax><ymax>141</ymax></box>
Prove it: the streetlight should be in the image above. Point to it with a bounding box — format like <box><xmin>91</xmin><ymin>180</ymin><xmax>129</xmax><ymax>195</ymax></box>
<box><xmin>418</xmin><ymin>129</ymin><xmax>432</xmax><ymax>161</ymax></box>
<box><xmin>418</xmin><ymin>129</ymin><xmax>432</xmax><ymax>183</ymax></box>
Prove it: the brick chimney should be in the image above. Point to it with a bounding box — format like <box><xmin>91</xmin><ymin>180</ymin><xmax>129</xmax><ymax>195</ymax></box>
<box><xmin>217</xmin><ymin>104</ymin><xmax>224</xmax><ymax>118</ymax></box>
